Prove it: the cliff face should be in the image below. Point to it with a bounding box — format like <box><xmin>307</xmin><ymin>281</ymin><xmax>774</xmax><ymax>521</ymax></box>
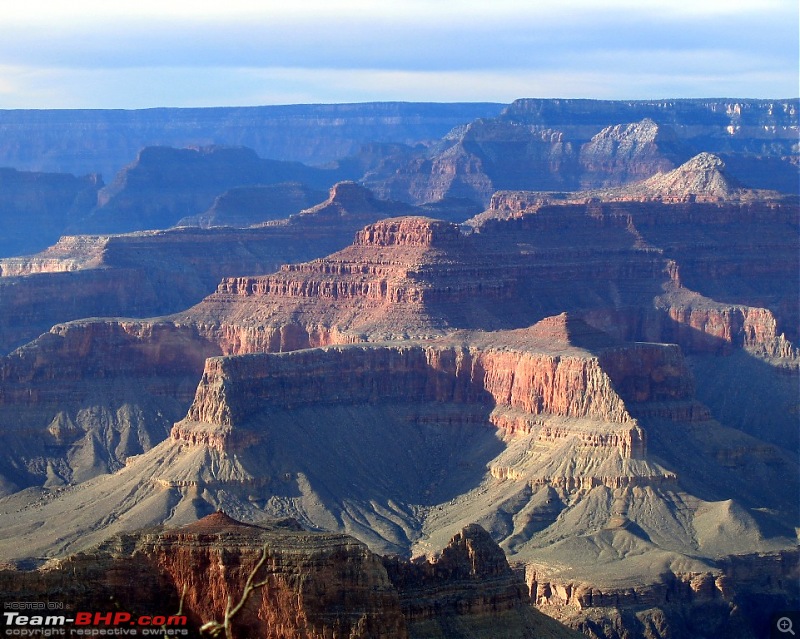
<box><xmin>0</xmin><ymin>102</ymin><xmax>506</xmax><ymax>178</ymax></box>
<box><xmin>182</xmin><ymin>330</ymin><xmax>640</xmax><ymax>431</ymax></box>
<box><xmin>381</xmin><ymin>523</ymin><xmax>570</xmax><ymax>638</ymax></box>
<box><xmin>0</xmin><ymin>168</ymin><xmax>101</xmax><ymax>258</ymax></box>
<box><xmin>0</xmin><ymin>228</ymin><xmax>299</xmax><ymax>354</ymax></box>
<box><xmin>1</xmin><ymin>192</ymin><xmax>794</xmax><ymax>497</ymax></box>
<box><xmin>0</xmin><ymin>184</ymin><xmax>418</xmax><ymax>353</ymax></box>
<box><xmin>0</xmin><ymin>318</ymin><xmax>795</xmax><ymax>639</ymax></box>
<box><xmin>0</xmin><ymin>319</ymin><xmax>221</xmax><ymax>493</ymax></box>
<box><xmin>74</xmin><ymin>145</ymin><xmax>346</xmax><ymax>234</ymax></box>
<box><xmin>501</xmin><ymin>98</ymin><xmax>799</xmax><ymax>161</ymax></box>
<box><xmin>365</xmin><ymin>119</ymin><xmax>579</xmax><ymax>205</ymax></box>
<box><xmin>155</xmin><ymin>321</ymin><xmax>690</xmax><ymax>510</ymax></box>
<box><xmin>578</xmin><ymin>119</ymin><xmax>681</xmax><ymax>188</ymax></box>
<box><xmin>366</xmin><ymin>99</ymin><xmax>799</xmax><ymax>204</ymax></box>
<box><xmin>177</xmin><ymin>182</ymin><xmax>327</xmax><ymax>228</ymax></box>
<box><xmin>528</xmin><ymin>549</ymin><xmax>799</xmax><ymax>639</ymax></box>
<box><xmin>183</xmin><ymin>196</ymin><xmax>797</xmax><ymax>362</ymax></box>
<box><xmin>0</xmin><ymin>514</ymin><xmax>570</xmax><ymax>639</ymax></box>
<box><xmin>474</xmin><ymin>196</ymin><xmax>798</xmax><ymax>353</ymax></box>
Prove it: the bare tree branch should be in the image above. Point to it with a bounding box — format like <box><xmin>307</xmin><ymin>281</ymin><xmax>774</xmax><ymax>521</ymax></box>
<box><xmin>200</xmin><ymin>543</ymin><xmax>271</xmax><ymax>639</ymax></box>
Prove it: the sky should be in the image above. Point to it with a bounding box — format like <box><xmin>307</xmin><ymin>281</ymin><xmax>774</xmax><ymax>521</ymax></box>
<box><xmin>0</xmin><ymin>0</ymin><xmax>797</xmax><ymax>109</ymax></box>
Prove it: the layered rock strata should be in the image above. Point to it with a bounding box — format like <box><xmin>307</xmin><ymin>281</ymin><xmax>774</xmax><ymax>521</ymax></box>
<box><xmin>0</xmin><ymin>319</ymin><xmax>221</xmax><ymax>493</ymax></box>
<box><xmin>527</xmin><ymin>549</ymin><xmax>799</xmax><ymax>639</ymax></box>
<box><xmin>182</xmin><ymin>200</ymin><xmax>797</xmax><ymax>360</ymax></box>
<box><xmin>0</xmin><ymin>183</ymin><xmax>418</xmax><ymax>353</ymax></box>
<box><xmin>578</xmin><ymin>119</ymin><xmax>681</xmax><ymax>188</ymax></box>
<box><xmin>0</xmin><ymin>319</ymin><xmax>795</xmax><ymax>639</ymax></box>
<box><xmin>73</xmin><ymin>145</ymin><xmax>345</xmax><ymax>233</ymax></box>
<box><xmin>0</xmin><ymin>513</ymin><xmax>572</xmax><ymax>638</ymax></box>
<box><xmin>365</xmin><ymin>99</ymin><xmax>799</xmax><ymax>204</ymax></box>
<box><xmin>0</xmin><ymin>102</ymin><xmax>506</xmax><ymax>177</ymax></box>
<box><xmin>382</xmin><ymin>523</ymin><xmax>578</xmax><ymax>638</ymax></box>
<box><xmin>177</xmin><ymin>182</ymin><xmax>327</xmax><ymax>228</ymax></box>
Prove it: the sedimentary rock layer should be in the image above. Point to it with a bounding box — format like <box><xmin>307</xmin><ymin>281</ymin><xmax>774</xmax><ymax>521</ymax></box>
<box><xmin>0</xmin><ymin>513</ymin><xmax>574</xmax><ymax>639</ymax></box>
<box><xmin>182</xmin><ymin>200</ymin><xmax>798</xmax><ymax>360</ymax></box>
<box><xmin>0</xmin><ymin>183</ymin><xmax>417</xmax><ymax>353</ymax></box>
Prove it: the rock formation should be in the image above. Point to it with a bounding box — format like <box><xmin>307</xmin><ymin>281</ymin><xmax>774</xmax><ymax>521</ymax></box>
<box><xmin>0</xmin><ymin>183</ymin><xmax>419</xmax><ymax>352</ymax></box>
<box><xmin>0</xmin><ymin>319</ymin><xmax>221</xmax><ymax>493</ymax></box>
<box><xmin>177</xmin><ymin>182</ymin><xmax>327</xmax><ymax>228</ymax></box>
<box><xmin>2</xmin><ymin>187</ymin><xmax>794</xmax><ymax>498</ymax></box>
<box><xmin>0</xmin><ymin>316</ymin><xmax>795</xmax><ymax>639</ymax></box>
<box><xmin>72</xmin><ymin>145</ymin><xmax>349</xmax><ymax>234</ymax></box>
<box><xmin>0</xmin><ymin>513</ymin><xmax>575</xmax><ymax>638</ymax></box>
<box><xmin>588</xmin><ymin>152</ymin><xmax>775</xmax><ymax>202</ymax></box>
<box><xmin>365</xmin><ymin>99</ymin><xmax>799</xmax><ymax>204</ymax></box>
<box><xmin>180</xmin><ymin>195</ymin><xmax>797</xmax><ymax>360</ymax></box>
<box><xmin>365</xmin><ymin>119</ymin><xmax>579</xmax><ymax>204</ymax></box>
<box><xmin>500</xmin><ymin>98</ymin><xmax>798</xmax><ymax>162</ymax></box>
<box><xmin>0</xmin><ymin>100</ymin><xmax>796</xmax><ymax>639</ymax></box>
<box><xmin>578</xmin><ymin>118</ymin><xmax>682</xmax><ymax>188</ymax></box>
<box><xmin>0</xmin><ymin>168</ymin><xmax>101</xmax><ymax>257</ymax></box>
<box><xmin>0</xmin><ymin>102</ymin><xmax>506</xmax><ymax>178</ymax></box>
<box><xmin>528</xmin><ymin>549</ymin><xmax>799</xmax><ymax>639</ymax></box>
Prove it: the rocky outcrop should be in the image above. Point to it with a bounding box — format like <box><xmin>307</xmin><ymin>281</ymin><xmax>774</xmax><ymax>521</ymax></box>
<box><xmin>382</xmin><ymin>524</ymin><xmax>573</xmax><ymax>637</ymax></box>
<box><xmin>576</xmin><ymin>152</ymin><xmax>780</xmax><ymax>203</ymax></box>
<box><xmin>365</xmin><ymin>119</ymin><xmax>578</xmax><ymax>205</ymax></box>
<box><xmin>0</xmin><ymin>317</ymin><xmax>794</xmax><ymax>639</ymax></box>
<box><xmin>528</xmin><ymin>549</ymin><xmax>799</xmax><ymax>639</ymax></box>
<box><xmin>73</xmin><ymin>145</ymin><xmax>343</xmax><ymax>233</ymax></box>
<box><xmin>1</xmin><ymin>194</ymin><xmax>794</xmax><ymax>494</ymax></box>
<box><xmin>500</xmin><ymin>100</ymin><xmax>799</xmax><ymax>192</ymax></box>
<box><xmin>367</xmin><ymin>99</ymin><xmax>799</xmax><ymax>203</ymax></box>
<box><xmin>181</xmin><ymin>333</ymin><xmax>633</xmax><ymax>430</ymax></box>
<box><xmin>0</xmin><ymin>227</ymin><xmax>304</xmax><ymax>353</ymax></box>
<box><xmin>165</xmin><ymin>321</ymin><xmax>682</xmax><ymax>503</ymax></box>
<box><xmin>632</xmin><ymin>152</ymin><xmax>744</xmax><ymax>200</ymax></box>
<box><xmin>0</xmin><ymin>513</ymin><xmax>573</xmax><ymax>639</ymax></box>
<box><xmin>472</xmin><ymin>196</ymin><xmax>799</xmax><ymax>351</ymax></box>
<box><xmin>186</xmin><ymin>198</ymin><xmax>798</xmax><ymax>360</ymax></box>
<box><xmin>177</xmin><ymin>182</ymin><xmax>327</xmax><ymax>228</ymax></box>
<box><xmin>276</xmin><ymin>180</ymin><xmax>421</xmax><ymax>225</ymax></box>
<box><xmin>0</xmin><ymin>168</ymin><xmax>101</xmax><ymax>258</ymax></box>
<box><xmin>0</xmin><ymin>185</ymin><xmax>419</xmax><ymax>353</ymax></box>
<box><xmin>0</xmin><ymin>319</ymin><xmax>221</xmax><ymax>492</ymax></box>
<box><xmin>578</xmin><ymin>119</ymin><xmax>681</xmax><ymax>187</ymax></box>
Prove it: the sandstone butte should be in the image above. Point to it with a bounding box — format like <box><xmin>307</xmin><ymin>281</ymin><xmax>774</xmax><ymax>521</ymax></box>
<box><xmin>0</xmin><ymin>154</ymin><xmax>797</xmax><ymax>638</ymax></box>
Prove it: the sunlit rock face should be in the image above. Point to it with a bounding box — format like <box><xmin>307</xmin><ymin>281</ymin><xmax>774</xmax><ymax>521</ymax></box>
<box><xmin>0</xmin><ymin>514</ymin><xmax>573</xmax><ymax>639</ymax></box>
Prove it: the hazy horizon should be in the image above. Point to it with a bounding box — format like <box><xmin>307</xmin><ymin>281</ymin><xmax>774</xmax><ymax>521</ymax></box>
<box><xmin>1</xmin><ymin>0</ymin><xmax>797</xmax><ymax>109</ymax></box>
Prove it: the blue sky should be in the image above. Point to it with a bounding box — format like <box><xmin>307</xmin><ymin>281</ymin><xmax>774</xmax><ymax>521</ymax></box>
<box><xmin>0</xmin><ymin>0</ymin><xmax>797</xmax><ymax>108</ymax></box>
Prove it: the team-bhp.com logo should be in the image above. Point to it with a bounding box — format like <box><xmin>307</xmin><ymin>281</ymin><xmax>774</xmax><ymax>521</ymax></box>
<box><xmin>3</xmin><ymin>609</ymin><xmax>188</xmax><ymax>636</ymax></box>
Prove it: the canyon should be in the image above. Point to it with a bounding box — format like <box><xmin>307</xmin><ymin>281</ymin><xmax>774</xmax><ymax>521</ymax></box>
<box><xmin>0</xmin><ymin>313</ymin><xmax>795</xmax><ymax>637</ymax></box>
<box><xmin>0</xmin><ymin>101</ymin><xmax>796</xmax><ymax>639</ymax></box>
